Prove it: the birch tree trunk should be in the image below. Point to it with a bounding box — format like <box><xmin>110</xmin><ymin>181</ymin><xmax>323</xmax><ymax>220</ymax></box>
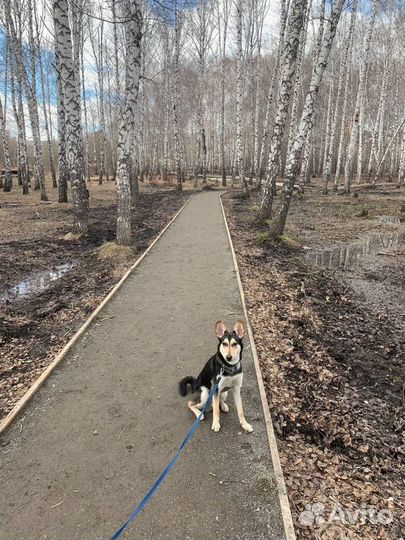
<box><xmin>6</xmin><ymin>9</ymin><xmax>48</xmax><ymax>201</ymax></box>
<box><xmin>295</xmin><ymin>0</ymin><xmax>326</xmax><ymax>195</ymax></box>
<box><xmin>55</xmin><ymin>48</ymin><xmax>69</xmax><ymax>203</ymax></box>
<box><xmin>322</xmin><ymin>81</ymin><xmax>333</xmax><ymax>176</ymax></box>
<box><xmin>257</xmin><ymin>0</ymin><xmax>308</xmax><ymax>223</ymax></box>
<box><xmin>398</xmin><ymin>127</ymin><xmax>405</xmax><ymax>187</ymax></box>
<box><xmin>251</xmin><ymin>0</ymin><xmax>267</xmax><ymax>186</ymax></box>
<box><xmin>344</xmin><ymin>0</ymin><xmax>377</xmax><ymax>193</ymax></box>
<box><xmin>286</xmin><ymin>0</ymin><xmax>311</xmax><ymax>158</ymax></box>
<box><xmin>53</xmin><ymin>0</ymin><xmax>89</xmax><ymax>232</ymax></box>
<box><xmin>89</xmin><ymin>15</ymin><xmax>107</xmax><ymax>184</ymax></box>
<box><xmin>235</xmin><ymin>0</ymin><xmax>249</xmax><ymax>196</ymax></box>
<box><xmin>192</xmin><ymin>0</ymin><xmax>213</xmax><ymax>185</ymax></box>
<box><xmin>269</xmin><ymin>0</ymin><xmax>346</xmax><ymax>237</ymax></box>
<box><xmin>218</xmin><ymin>0</ymin><xmax>229</xmax><ymax>187</ymax></box>
<box><xmin>33</xmin><ymin>3</ymin><xmax>57</xmax><ymax>189</ymax></box>
<box><xmin>323</xmin><ymin>0</ymin><xmax>357</xmax><ymax>193</ymax></box>
<box><xmin>8</xmin><ymin>41</ymin><xmax>29</xmax><ymax>194</ymax></box>
<box><xmin>373</xmin><ymin>118</ymin><xmax>405</xmax><ymax>186</ymax></box>
<box><xmin>111</xmin><ymin>0</ymin><xmax>120</xmax><ymax>180</ymax></box>
<box><xmin>0</xmin><ymin>95</ymin><xmax>13</xmax><ymax>193</ymax></box>
<box><xmin>161</xmin><ymin>26</ymin><xmax>170</xmax><ymax>183</ymax></box>
<box><xmin>80</xmin><ymin>42</ymin><xmax>91</xmax><ymax>183</ymax></box>
<box><xmin>257</xmin><ymin>0</ymin><xmax>289</xmax><ymax>184</ymax></box>
<box><xmin>115</xmin><ymin>0</ymin><xmax>142</xmax><ymax>245</ymax></box>
<box><xmin>172</xmin><ymin>0</ymin><xmax>183</xmax><ymax>192</ymax></box>
<box><xmin>356</xmin><ymin>92</ymin><xmax>364</xmax><ymax>183</ymax></box>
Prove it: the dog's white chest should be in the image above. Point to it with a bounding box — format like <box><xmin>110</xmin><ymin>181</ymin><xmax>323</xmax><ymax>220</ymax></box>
<box><xmin>218</xmin><ymin>372</ymin><xmax>243</xmax><ymax>394</ymax></box>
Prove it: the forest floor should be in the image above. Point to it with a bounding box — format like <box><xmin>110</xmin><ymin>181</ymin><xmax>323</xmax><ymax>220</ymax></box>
<box><xmin>223</xmin><ymin>180</ymin><xmax>404</xmax><ymax>540</ymax></box>
<box><xmin>0</xmin><ymin>179</ymin><xmax>189</xmax><ymax>422</ymax></box>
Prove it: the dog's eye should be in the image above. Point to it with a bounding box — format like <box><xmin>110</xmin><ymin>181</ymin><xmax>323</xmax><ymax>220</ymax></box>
<box><xmin>232</xmin><ymin>343</ymin><xmax>237</xmax><ymax>347</ymax></box>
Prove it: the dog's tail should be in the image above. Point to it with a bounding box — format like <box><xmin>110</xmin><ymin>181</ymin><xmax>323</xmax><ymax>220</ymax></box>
<box><xmin>179</xmin><ymin>376</ymin><xmax>196</xmax><ymax>396</ymax></box>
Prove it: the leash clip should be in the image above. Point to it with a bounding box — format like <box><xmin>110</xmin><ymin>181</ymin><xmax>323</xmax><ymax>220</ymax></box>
<box><xmin>216</xmin><ymin>368</ymin><xmax>224</xmax><ymax>382</ymax></box>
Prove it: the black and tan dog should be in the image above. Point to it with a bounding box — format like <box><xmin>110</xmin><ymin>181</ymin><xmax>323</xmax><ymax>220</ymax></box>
<box><xmin>179</xmin><ymin>320</ymin><xmax>253</xmax><ymax>433</ymax></box>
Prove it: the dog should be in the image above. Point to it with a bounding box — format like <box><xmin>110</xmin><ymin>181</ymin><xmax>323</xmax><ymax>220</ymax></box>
<box><xmin>178</xmin><ymin>320</ymin><xmax>253</xmax><ymax>433</ymax></box>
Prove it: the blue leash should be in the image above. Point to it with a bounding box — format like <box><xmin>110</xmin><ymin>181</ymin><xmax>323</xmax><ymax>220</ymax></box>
<box><xmin>111</xmin><ymin>380</ymin><xmax>220</xmax><ymax>540</ymax></box>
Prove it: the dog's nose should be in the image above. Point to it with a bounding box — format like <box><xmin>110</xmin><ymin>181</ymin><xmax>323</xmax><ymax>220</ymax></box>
<box><xmin>226</xmin><ymin>354</ymin><xmax>232</xmax><ymax>361</ymax></box>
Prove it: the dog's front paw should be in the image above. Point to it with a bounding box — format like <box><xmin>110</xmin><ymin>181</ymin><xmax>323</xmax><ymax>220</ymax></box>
<box><xmin>241</xmin><ymin>421</ymin><xmax>253</xmax><ymax>433</ymax></box>
<box><xmin>212</xmin><ymin>421</ymin><xmax>221</xmax><ymax>432</ymax></box>
<box><xmin>220</xmin><ymin>401</ymin><xmax>229</xmax><ymax>413</ymax></box>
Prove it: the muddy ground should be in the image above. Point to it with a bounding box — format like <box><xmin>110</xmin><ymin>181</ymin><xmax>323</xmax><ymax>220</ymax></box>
<box><xmin>0</xmin><ymin>181</ymin><xmax>189</xmax><ymax>421</ymax></box>
<box><xmin>224</xmin><ymin>180</ymin><xmax>404</xmax><ymax>540</ymax></box>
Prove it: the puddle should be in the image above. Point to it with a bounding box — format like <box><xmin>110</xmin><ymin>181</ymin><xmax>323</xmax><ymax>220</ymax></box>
<box><xmin>0</xmin><ymin>262</ymin><xmax>75</xmax><ymax>305</ymax></box>
<box><xmin>305</xmin><ymin>232</ymin><xmax>403</xmax><ymax>269</ymax></box>
<box><xmin>378</xmin><ymin>215</ymin><xmax>401</xmax><ymax>225</ymax></box>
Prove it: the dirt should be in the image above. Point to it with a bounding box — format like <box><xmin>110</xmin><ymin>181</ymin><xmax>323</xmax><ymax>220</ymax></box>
<box><xmin>0</xmin><ymin>191</ymin><xmax>286</xmax><ymax>540</ymax></box>
<box><xmin>0</xmin><ymin>181</ymin><xmax>189</xmax><ymax>421</ymax></box>
<box><xmin>223</xmin><ymin>180</ymin><xmax>404</xmax><ymax>540</ymax></box>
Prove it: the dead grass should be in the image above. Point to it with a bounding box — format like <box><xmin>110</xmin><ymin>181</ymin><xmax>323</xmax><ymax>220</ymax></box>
<box><xmin>97</xmin><ymin>241</ymin><xmax>135</xmax><ymax>261</ymax></box>
<box><xmin>63</xmin><ymin>232</ymin><xmax>83</xmax><ymax>241</ymax></box>
<box><xmin>279</xmin><ymin>234</ymin><xmax>301</xmax><ymax>248</ymax></box>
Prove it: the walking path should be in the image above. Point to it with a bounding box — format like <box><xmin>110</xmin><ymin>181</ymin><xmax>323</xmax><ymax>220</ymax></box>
<box><xmin>0</xmin><ymin>192</ymin><xmax>290</xmax><ymax>540</ymax></box>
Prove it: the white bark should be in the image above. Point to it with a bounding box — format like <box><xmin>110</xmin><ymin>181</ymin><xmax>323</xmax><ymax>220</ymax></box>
<box><xmin>323</xmin><ymin>0</ymin><xmax>357</xmax><ymax>192</ymax></box>
<box><xmin>344</xmin><ymin>0</ymin><xmax>377</xmax><ymax>193</ymax></box>
<box><xmin>8</xmin><ymin>43</ymin><xmax>29</xmax><ymax>194</ymax></box>
<box><xmin>115</xmin><ymin>0</ymin><xmax>143</xmax><ymax>245</ymax></box>
<box><xmin>398</xmin><ymin>128</ymin><xmax>405</xmax><ymax>186</ymax></box>
<box><xmin>373</xmin><ymin>118</ymin><xmax>405</xmax><ymax>185</ymax></box>
<box><xmin>286</xmin><ymin>0</ymin><xmax>311</xmax><ymax>158</ymax></box>
<box><xmin>33</xmin><ymin>2</ymin><xmax>57</xmax><ymax>189</ymax></box>
<box><xmin>270</xmin><ymin>0</ymin><xmax>346</xmax><ymax>237</ymax></box>
<box><xmin>235</xmin><ymin>0</ymin><xmax>249</xmax><ymax>196</ymax></box>
<box><xmin>217</xmin><ymin>0</ymin><xmax>230</xmax><ymax>187</ymax></box>
<box><xmin>0</xmin><ymin>95</ymin><xmax>13</xmax><ymax>192</ymax></box>
<box><xmin>55</xmin><ymin>47</ymin><xmax>69</xmax><ymax>203</ymax></box>
<box><xmin>53</xmin><ymin>0</ymin><xmax>89</xmax><ymax>231</ymax></box>
<box><xmin>171</xmin><ymin>0</ymin><xmax>183</xmax><ymax>191</ymax></box>
<box><xmin>6</xmin><ymin>8</ymin><xmax>48</xmax><ymax>201</ymax></box>
<box><xmin>257</xmin><ymin>0</ymin><xmax>309</xmax><ymax>222</ymax></box>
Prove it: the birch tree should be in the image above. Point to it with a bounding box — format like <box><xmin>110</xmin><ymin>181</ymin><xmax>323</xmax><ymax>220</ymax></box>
<box><xmin>55</xmin><ymin>47</ymin><xmax>68</xmax><ymax>203</ymax></box>
<box><xmin>115</xmin><ymin>0</ymin><xmax>143</xmax><ymax>245</ymax></box>
<box><xmin>256</xmin><ymin>0</ymin><xmax>289</xmax><ymax>185</ymax></box>
<box><xmin>89</xmin><ymin>13</ymin><xmax>107</xmax><ymax>184</ymax></box>
<box><xmin>235</xmin><ymin>0</ymin><xmax>249</xmax><ymax>196</ymax></box>
<box><xmin>218</xmin><ymin>0</ymin><xmax>230</xmax><ymax>186</ymax></box>
<box><xmin>53</xmin><ymin>0</ymin><xmax>89</xmax><ymax>232</ymax></box>
<box><xmin>0</xmin><ymin>94</ymin><xmax>13</xmax><ymax>192</ymax></box>
<box><xmin>398</xmin><ymin>127</ymin><xmax>405</xmax><ymax>186</ymax></box>
<box><xmin>257</xmin><ymin>0</ymin><xmax>309</xmax><ymax>223</ymax></box>
<box><xmin>8</xmin><ymin>48</ymin><xmax>29</xmax><ymax>194</ymax></box>
<box><xmin>333</xmin><ymin>0</ymin><xmax>357</xmax><ymax>190</ymax></box>
<box><xmin>5</xmin><ymin>7</ymin><xmax>48</xmax><ymax>201</ymax></box>
<box><xmin>268</xmin><ymin>0</ymin><xmax>346</xmax><ymax>237</ymax></box>
<box><xmin>344</xmin><ymin>0</ymin><xmax>377</xmax><ymax>193</ymax></box>
<box><xmin>33</xmin><ymin>2</ymin><xmax>57</xmax><ymax>189</ymax></box>
<box><xmin>189</xmin><ymin>0</ymin><xmax>214</xmax><ymax>185</ymax></box>
<box><xmin>323</xmin><ymin>0</ymin><xmax>357</xmax><ymax>193</ymax></box>
<box><xmin>171</xmin><ymin>0</ymin><xmax>183</xmax><ymax>192</ymax></box>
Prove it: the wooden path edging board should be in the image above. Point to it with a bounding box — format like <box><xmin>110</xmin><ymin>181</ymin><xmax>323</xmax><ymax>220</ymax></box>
<box><xmin>219</xmin><ymin>192</ymin><xmax>296</xmax><ymax>540</ymax></box>
<box><xmin>0</xmin><ymin>196</ymin><xmax>192</xmax><ymax>436</ymax></box>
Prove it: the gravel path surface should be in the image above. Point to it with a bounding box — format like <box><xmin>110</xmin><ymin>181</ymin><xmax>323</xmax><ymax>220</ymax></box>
<box><xmin>0</xmin><ymin>191</ymin><xmax>286</xmax><ymax>540</ymax></box>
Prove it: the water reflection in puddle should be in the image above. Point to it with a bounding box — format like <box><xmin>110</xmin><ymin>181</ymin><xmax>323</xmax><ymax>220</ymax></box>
<box><xmin>305</xmin><ymin>232</ymin><xmax>402</xmax><ymax>269</ymax></box>
<box><xmin>0</xmin><ymin>262</ymin><xmax>74</xmax><ymax>304</ymax></box>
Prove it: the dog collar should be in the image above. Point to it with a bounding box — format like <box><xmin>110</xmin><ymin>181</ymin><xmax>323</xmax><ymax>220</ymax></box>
<box><xmin>217</xmin><ymin>355</ymin><xmax>241</xmax><ymax>376</ymax></box>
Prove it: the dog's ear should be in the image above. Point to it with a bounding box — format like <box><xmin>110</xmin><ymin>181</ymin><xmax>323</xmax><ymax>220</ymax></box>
<box><xmin>233</xmin><ymin>320</ymin><xmax>245</xmax><ymax>339</ymax></box>
<box><xmin>215</xmin><ymin>320</ymin><xmax>226</xmax><ymax>339</ymax></box>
